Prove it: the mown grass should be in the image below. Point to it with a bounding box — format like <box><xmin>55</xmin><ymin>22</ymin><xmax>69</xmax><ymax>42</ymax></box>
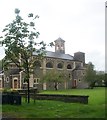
<box><xmin>40</xmin><ymin>87</ymin><xmax>105</xmax><ymax>105</ymax></box>
<box><xmin>2</xmin><ymin>87</ymin><xmax>106</xmax><ymax>119</ymax></box>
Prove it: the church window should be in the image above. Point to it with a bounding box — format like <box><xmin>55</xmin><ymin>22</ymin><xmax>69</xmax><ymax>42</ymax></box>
<box><xmin>6</xmin><ymin>77</ymin><xmax>9</xmax><ymax>83</ymax></box>
<box><xmin>57</xmin><ymin>45</ymin><xmax>59</xmax><ymax>50</ymax></box>
<box><xmin>46</xmin><ymin>62</ymin><xmax>53</xmax><ymax>68</ymax></box>
<box><xmin>57</xmin><ymin>63</ymin><xmax>63</xmax><ymax>69</ymax></box>
<box><xmin>78</xmin><ymin>79</ymin><xmax>81</xmax><ymax>82</ymax></box>
<box><xmin>34</xmin><ymin>78</ymin><xmax>40</xmax><ymax>84</ymax></box>
<box><xmin>69</xmin><ymin>73</ymin><xmax>71</xmax><ymax>78</ymax></box>
<box><xmin>61</xmin><ymin>45</ymin><xmax>64</xmax><ymax>50</ymax></box>
<box><xmin>34</xmin><ymin>61</ymin><xmax>41</xmax><ymax>67</ymax></box>
<box><xmin>67</xmin><ymin>64</ymin><xmax>72</xmax><ymax>69</ymax></box>
<box><xmin>33</xmin><ymin>61</ymin><xmax>41</xmax><ymax>75</ymax></box>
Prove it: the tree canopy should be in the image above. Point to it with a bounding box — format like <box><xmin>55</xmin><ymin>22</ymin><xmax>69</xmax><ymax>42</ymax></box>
<box><xmin>0</xmin><ymin>8</ymin><xmax>53</xmax><ymax>103</ymax></box>
<box><xmin>95</xmin><ymin>72</ymin><xmax>105</xmax><ymax>86</ymax></box>
<box><xmin>42</xmin><ymin>70</ymin><xmax>69</xmax><ymax>90</ymax></box>
<box><xmin>105</xmin><ymin>73</ymin><xmax>107</xmax><ymax>87</ymax></box>
<box><xmin>0</xmin><ymin>9</ymin><xmax>47</xmax><ymax>71</ymax></box>
<box><xmin>84</xmin><ymin>62</ymin><xmax>96</xmax><ymax>88</ymax></box>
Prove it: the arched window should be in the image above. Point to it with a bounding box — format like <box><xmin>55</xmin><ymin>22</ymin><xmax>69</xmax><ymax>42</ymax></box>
<box><xmin>34</xmin><ymin>61</ymin><xmax>41</xmax><ymax>75</ymax></box>
<box><xmin>56</xmin><ymin>45</ymin><xmax>59</xmax><ymax>50</ymax></box>
<box><xmin>46</xmin><ymin>62</ymin><xmax>53</xmax><ymax>68</ymax></box>
<box><xmin>34</xmin><ymin>61</ymin><xmax>41</xmax><ymax>67</ymax></box>
<box><xmin>61</xmin><ymin>44</ymin><xmax>64</xmax><ymax>50</ymax></box>
<box><xmin>67</xmin><ymin>64</ymin><xmax>72</xmax><ymax>69</ymax></box>
<box><xmin>57</xmin><ymin>63</ymin><xmax>63</xmax><ymax>69</ymax></box>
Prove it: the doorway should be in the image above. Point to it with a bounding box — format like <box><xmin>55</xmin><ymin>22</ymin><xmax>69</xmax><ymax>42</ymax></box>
<box><xmin>13</xmin><ymin>78</ymin><xmax>18</xmax><ymax>89</ymax></box>
<box><xmin>73</xmin><ymin>79</ymin><xmax>77</xmax><ymax>88</ymax></box>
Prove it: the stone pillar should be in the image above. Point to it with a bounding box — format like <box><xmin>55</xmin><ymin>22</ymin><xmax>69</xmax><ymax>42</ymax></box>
<box><xmin>63</xmin><ymin>61</ymin><xmax>68</xmax><ymax>89</ymax></box>
<box><xmin>19</xmin><ymin>71</ymin><xmax>22</xmax><ymax>89</ymax></box>
<box><xmin>64</xmin><ymin>80</ymin><xmax>67</xmax><ymax>89</ymax></box>
<box><xmin>29</xmin><ymin>74</ymin><xmax>34</xmax><ymax>87</ymax></box>
<box><xmin>43</xmin><ymin>58</ymin><xmax>47</xmax><ymax>90</ymax></box>
<box><xmin>74</xmin><ymin>62</ymin><xmax>76</xmax><ymax>69</ymax></box>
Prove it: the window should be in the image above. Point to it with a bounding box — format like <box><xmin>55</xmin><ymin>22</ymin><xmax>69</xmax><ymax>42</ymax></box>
<box><xmin>56</xmin><ymin>45</ymin><xmax>59</xmax><ymax>50</ymax></box>
<box><xmin>78</xmin><ymin>79</ymin><xmax>81</xmax><ymax>82</ymax></box>
<box><xmin>61</xmin><ymin>45</ymin><xmax>64</xmax><ymax>50</ymax></box>
<box><xmin>67</xmin><ymin>64</ymin><xmax>72</xmax><ymax>69</ymax></box>
<box><xmin>34</xmin><ymin>61</ymin><xmax>41</xmax><ymax>67</ymax></box>
<box><xmin>23</xmin><ymin>81</ymin><xmax>28</xmax><ymax>89</ymax></box>
<box><xmin>6</xmin><ymin>77</ymin><xmax>9</xmax><ymax>83</ymax></box>
<box><xmin>34</xmin><ymin>78</ymin><xmax>40</xmax><ymax>84</ymax></box>
<box><xmin>69</xmin><ymin>73</ymin><xmax>71</xmax><ymax>78</ymax></box>
<box><xmin>46</xmin><ymin>62</ymin><xmax>53</xmax><ymax>68</ymax></box>
<box><xmin>57</xmin><ymin>63</ymin><xmax>63</xmax><ymax>69</ymax></box>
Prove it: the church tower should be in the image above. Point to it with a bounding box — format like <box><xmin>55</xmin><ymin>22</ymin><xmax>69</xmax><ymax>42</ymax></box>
<box><xmin>54</xmin><ymin>37</ymin><xmax>65</xmax><ymax>54</ymax></box>
<box><xmin>74</xmin><ymin>52</ymin><xmax>85</xmax><ymax>65</ymax></box>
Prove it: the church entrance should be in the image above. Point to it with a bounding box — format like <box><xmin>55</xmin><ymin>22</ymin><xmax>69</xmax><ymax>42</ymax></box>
<box><xmin>13</xmin><ymin>78</ymin><xmax>18</xmax><ymax>89</ymax></box>
<box><xmin>73</xmin><ymin>79</ymin><xmax>77</xmax><ymax>88</ymax></box>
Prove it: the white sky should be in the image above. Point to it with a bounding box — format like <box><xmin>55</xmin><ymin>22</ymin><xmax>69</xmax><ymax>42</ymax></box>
<box><xmin>0</xmin><ymin>0</ymin><xmax>105</xmax><ymax>71</ymax></box>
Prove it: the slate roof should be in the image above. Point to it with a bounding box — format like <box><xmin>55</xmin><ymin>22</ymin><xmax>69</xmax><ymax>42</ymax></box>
<box><xmin>10</xmin><ymin>69</ymin><xmax>20</xmax><ymax>75</ymax></box>
<box><xmin>33</xmin><ymin>50</ymin><xmax>74</xmax><ymax>60</ymax></box>
<box><xmin>54</xmin><ymin>37</ymin><xmax>65</xmax><ymax>42</ymax></box>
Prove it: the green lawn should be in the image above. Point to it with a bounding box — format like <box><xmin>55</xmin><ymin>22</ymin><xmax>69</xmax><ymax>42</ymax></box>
<box><xmin>2</xmin><ymin>87</ymin><xmax>106</xmax><ymax>119</ymax></box>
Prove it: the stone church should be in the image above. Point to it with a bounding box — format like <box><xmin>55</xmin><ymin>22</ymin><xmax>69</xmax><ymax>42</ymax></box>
<box><xmin>1</xmin><ymin>37</ymin><xmax>88</xmax><ymax>90</ymax></box>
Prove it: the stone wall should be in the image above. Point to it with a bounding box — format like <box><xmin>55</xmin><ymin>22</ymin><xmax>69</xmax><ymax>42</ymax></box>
<box><xmin>35</xmin><ymin>94</ymin><xmax>89</xmax><ymax>104</ymax></box>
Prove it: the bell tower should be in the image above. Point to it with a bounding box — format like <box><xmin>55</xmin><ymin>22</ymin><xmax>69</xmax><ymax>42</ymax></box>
<box><xmin>54</xmin><ymin>37</ymin><xmax>65</xmax><ymax>54</ymax></box>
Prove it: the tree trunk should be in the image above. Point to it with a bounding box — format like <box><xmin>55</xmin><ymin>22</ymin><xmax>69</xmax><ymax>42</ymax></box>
<box><xmin>54</xmin><ymin>82</ymin><xmax>58</xmax><ymax>90</ymax></box>
<box><xmin>27</xmin><ymin>78</ymin><xmax>30</xmax><ymax>103</ymax></box>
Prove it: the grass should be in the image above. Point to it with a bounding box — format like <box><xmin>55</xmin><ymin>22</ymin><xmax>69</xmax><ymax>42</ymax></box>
<box><xmin>2</xmin><ymin>87</ymin><xmax>106</xmax><ymax>119</ymax></box>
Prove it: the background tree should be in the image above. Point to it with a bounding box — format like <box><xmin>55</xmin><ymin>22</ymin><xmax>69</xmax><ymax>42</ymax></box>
<box><xmin>42</xmin><ymin>70</ymin><xmax>69</xmax><ymax>90</ymax></box>
<box><xmin>0</xmin><ymin>8</ymin><xmax>51</xmax><ymax>103</ymax></box>
<box><xmin>104</xmin><ymin>73</ymin><xmax>107</xmax><ymax>87</ymax></box>
<box><xmin>95</xmin><ymin>72</ymin><xmax>105</xmax><ymax>87</ymax></box>
<box><xmin>84</xmin><ymin>62</ymin><xmax>96</xmax><ymax>89</ymax></box>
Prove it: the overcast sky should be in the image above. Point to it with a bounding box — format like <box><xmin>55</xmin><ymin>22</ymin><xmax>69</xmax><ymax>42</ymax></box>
<box><xmin>0</xmin><ymin>0</ymin><xmax>105</xmax><ymax>71</ymax></box>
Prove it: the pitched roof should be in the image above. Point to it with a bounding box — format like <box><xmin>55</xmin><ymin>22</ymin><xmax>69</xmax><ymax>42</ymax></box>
<box><xmin>33</xmin><ymin>50</ymin><xmax>74</xmax><ymax>60</ymax></box>
<box><xmin>10</xmin><ymin>69</ymin><xmax>20</xmax><ymax>75</ymax></box>
<box><xmin>54</xmin><ymin>37</ymin><xmax>65</xmax><ymax>42</ymax></box>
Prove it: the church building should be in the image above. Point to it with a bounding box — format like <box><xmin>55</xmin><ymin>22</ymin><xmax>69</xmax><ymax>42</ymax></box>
<box><xmin>1</xmin><ymin>37</ymin><xmax>88</xmax><ymax>90</ymax></box>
